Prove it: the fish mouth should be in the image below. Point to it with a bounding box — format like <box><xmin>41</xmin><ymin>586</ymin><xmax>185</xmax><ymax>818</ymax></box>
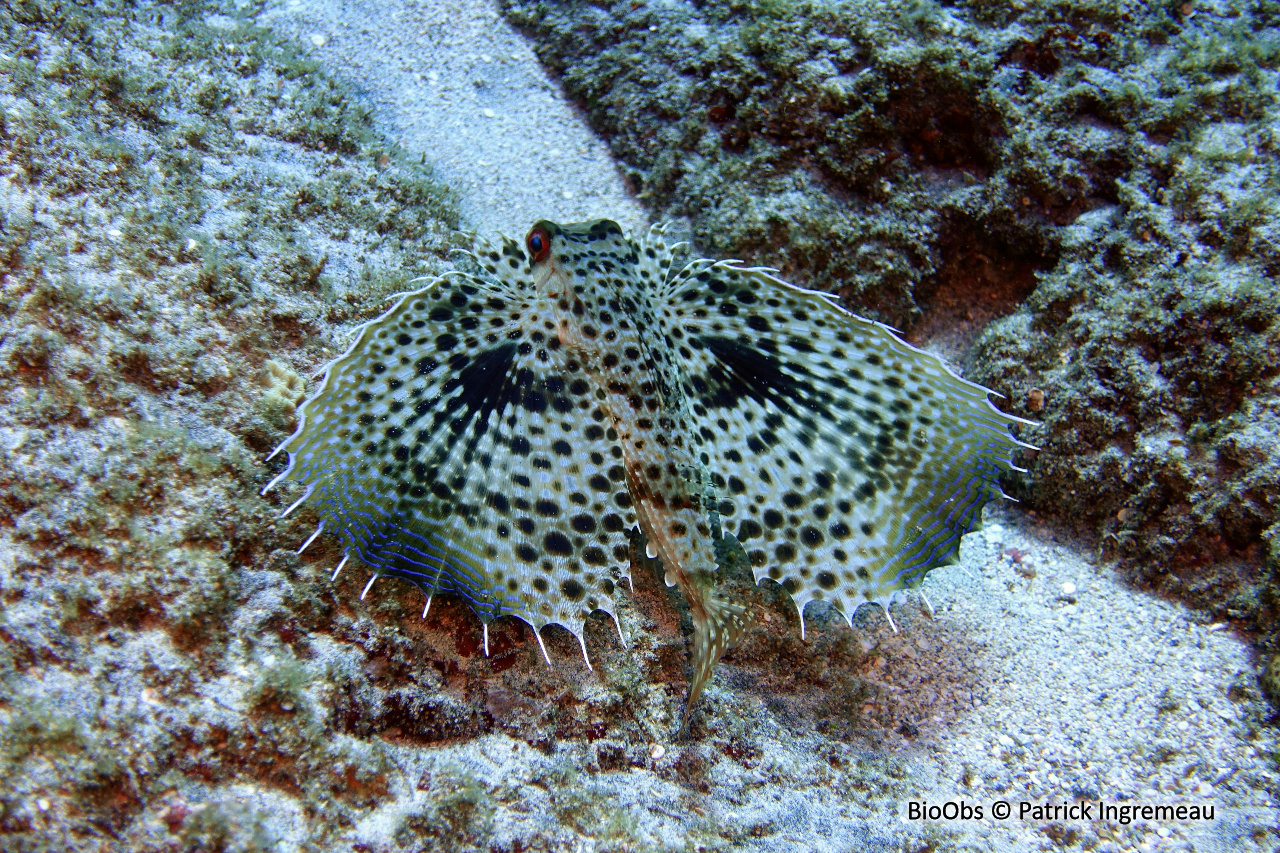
<box><xmin>535</xmin><ymin>256</ymin><xmax>566</xmax><ymax>296</ymax></box>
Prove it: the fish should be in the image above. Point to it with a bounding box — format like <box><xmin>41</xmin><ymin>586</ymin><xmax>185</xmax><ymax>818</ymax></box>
<box><xmin>262</xmin><ymin>218</ymin><xmax>1035</xmax><ymax>729</ymax></box>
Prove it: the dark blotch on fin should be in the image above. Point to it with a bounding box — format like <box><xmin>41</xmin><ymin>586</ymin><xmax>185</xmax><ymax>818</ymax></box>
<box><xmin>694</xmin><ymin>335</ymin><xmax>816</xmax><ymax>416</ymax></box>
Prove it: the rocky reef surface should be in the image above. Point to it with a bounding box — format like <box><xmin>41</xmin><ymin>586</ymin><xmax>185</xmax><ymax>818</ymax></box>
<box><xmin>500</xmin><ymin>0</ymin><xmax>1280</xmax><ymax>701</ymax></box>
<box><xmin>0</xmin><ymin>0</ymin><xmax>1277</xmax><ymax>851</ymax></box>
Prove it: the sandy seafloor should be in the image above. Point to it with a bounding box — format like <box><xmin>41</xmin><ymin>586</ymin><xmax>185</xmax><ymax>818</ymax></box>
<box><xmin>136</xmin><ymin>0</ymin><xmax>1280</xmax><ymax>849</ymax></box>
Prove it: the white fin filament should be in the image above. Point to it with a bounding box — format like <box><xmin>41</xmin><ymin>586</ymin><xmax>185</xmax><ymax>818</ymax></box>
<box><xmin>360</xmin><ymin>573</ymin><xmax>377</xmax><ymax>600</ymax></box>
<box><xmin>297</xmin><ymin>522</ymin><xmax>324</xmax><ymax>555</ymax></box>
<box><xmin>609</xmin><ymin>611</ymin><xmax>628</xmax><ymax>648</ymax></box>
<box><xmin>280</xmin><ymin>483</ymin><xmax>315</xmax><ymax>519</ymax></box>
<box><xmin>533</xmin><ymin>629</ymin><xmax>553</xmax><ymax>666</ymax></box>
<box><xmin>330</xmin><ymin>554</ymin><xmax>349</xmax><ymax>583</ymax></box>
<box><xmin>261</xmin><ymin>467</ymin><xmax>289</xmax><ymax>493</ymax></box>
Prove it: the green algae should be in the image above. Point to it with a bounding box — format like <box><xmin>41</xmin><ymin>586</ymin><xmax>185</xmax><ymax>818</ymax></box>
<box><xmin>400</xmin><ymin>764</ymin><xmax>497</xmax><ymax>852</ymax></box>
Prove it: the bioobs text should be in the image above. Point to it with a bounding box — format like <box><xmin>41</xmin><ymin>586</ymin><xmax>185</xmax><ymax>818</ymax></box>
<box><xmin>906</xmin><ymin>801</ymin><xmax>983</xmax><ymax>821</ymax></box>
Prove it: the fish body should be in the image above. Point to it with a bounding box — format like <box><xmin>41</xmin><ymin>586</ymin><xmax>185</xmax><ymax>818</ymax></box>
<box><xmin>264</xmin><ymin>219</ymin><xmax>1032</xmax><ymax>721</ymax></box>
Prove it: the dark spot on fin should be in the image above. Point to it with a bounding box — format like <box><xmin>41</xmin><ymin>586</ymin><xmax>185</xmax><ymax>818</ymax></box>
<box><xmin>694</xmin><ymin>335</ymin><xmax>813</xmax><ymax>414</ymax></box>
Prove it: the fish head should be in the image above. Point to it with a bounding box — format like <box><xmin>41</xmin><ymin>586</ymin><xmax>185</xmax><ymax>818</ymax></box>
<box><xmin>523</xmin><ymin>218</ymin><xmax>646</xmax><ymax>355</ymax></box>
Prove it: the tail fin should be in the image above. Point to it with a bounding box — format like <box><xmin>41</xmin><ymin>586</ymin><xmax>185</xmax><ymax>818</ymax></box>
<box><xmin>679</xmin><ymin>593</ymin><xmax>750</xmax><ymax>735</ymax></box>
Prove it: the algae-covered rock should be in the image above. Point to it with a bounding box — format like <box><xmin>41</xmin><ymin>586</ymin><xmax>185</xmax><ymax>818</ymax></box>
<box><xmin>0</xmin><ymin>0</ymin><xmax>460</xmax><ymax>847</ymax></box>
<box><xmin>501</xmin><ymin>0</ymin><xmax>1280</xmax><ymax>696</ymax></box>
<box><xmin>1263</xmin><ymin>652</ymin><xmax>1280</xmax><ymax>703</ymax></box>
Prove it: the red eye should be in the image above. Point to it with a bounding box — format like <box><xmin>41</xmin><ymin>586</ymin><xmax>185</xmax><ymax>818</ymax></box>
<box><xmin>526</xmin><ymin>227</ymin><xmax>551</xmax><ymax>263</ymax></box>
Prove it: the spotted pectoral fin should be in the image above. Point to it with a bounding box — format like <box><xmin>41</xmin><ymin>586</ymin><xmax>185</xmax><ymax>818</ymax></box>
<box><xmin>659</xmin><ymin>261</ymin><xmax>1033</xmax><ymax>628</ymax></box>
<box><xmin>266</xmin><ymin>271</ymin><xmax>638</xmax><ymax>652</ymax></box>
<box><xmin>633</xmin><ymin>222</ymin><xmax>689</xmax><ymax>289</ymax></box>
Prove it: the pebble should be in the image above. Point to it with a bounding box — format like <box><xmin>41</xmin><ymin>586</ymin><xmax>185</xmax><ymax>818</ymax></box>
<box><xmin>650</xmin><ymin>743</ymin><xmax>665</xmax><ymax>760</ymax></box>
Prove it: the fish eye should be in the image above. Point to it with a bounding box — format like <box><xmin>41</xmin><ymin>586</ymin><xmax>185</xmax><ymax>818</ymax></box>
<box><xmin>527</xmin><ymin>227</ymin><xmax>551</xmax><ymax>263</ymax></box>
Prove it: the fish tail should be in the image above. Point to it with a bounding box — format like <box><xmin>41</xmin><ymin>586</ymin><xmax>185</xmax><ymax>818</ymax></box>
<box><xmin>679</xmin><ymin>592</ymin><xmax>750</xmax><ymax>735</ymax></box>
